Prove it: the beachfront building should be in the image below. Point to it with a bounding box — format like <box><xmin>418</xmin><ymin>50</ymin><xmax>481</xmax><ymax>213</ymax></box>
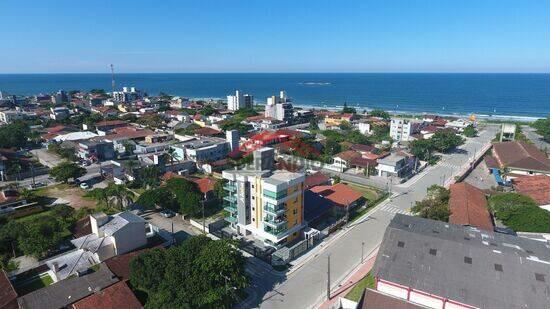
<box><xmin>264</xmin><ymin>90</ymin><xmax>294</xmax><ymax>123</ymax></box>
<box><xmin>227</xmin><ymin>90</ymin><xmax>253</xmax><ymax>111</ymax></box>
<box><xmin>222</xmin><ymin>147</ymin><xmax>305</xmax><ymax>247</ymax></box>
<box><xmin>112</xmin><ymin>87</ymin><xmax>143</xmax><ymax>102</ymax></box>
<box><xmin>389</xmin><ymin>118</ymin><xmax>414</xmax><ymax>142</ymax></box>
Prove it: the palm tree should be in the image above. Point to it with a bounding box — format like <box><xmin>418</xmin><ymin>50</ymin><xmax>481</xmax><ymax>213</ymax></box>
<box><xmin>123</xmin><ymin>159</ymin><xmax>138</xmax><ymax>177</ymax></box>
<box><xmin>106</xmin><ymin>183</ymin><xmax>135</xmax><ymax>210</ymax></box>
<box><xmin>165</xmin><ymin>147</ymin><xmax>179</xmax><ymax>166</ymax></box>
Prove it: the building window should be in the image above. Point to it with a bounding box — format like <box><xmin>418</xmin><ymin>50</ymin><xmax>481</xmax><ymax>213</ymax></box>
<box><xmin>429</xmin><ymin>248</ymin><xmax>437</xmax><ymax>256</ymax></box>
<box><xmin>397</xmin><ymin>241</ymin><xmax>405</xmax><ymax>248</ymax></box>
<box><xmin>494</xmin><ymin>264</ymin><xmax>503</xmax><ymax>272</ymax></box>
<box><xmin>535</xmin><ymin>273</ymin><xmax>546</xmax><ymax>282</ymax></box>
<box><xmin>464</xmin><ymin>256</ymin><xmax>472</xmax><ymax>264</ymax></box>
<box><xmin>293</xmin><ymin>209</ymin><xmax>297</xmax><ymax>215</ymax></box>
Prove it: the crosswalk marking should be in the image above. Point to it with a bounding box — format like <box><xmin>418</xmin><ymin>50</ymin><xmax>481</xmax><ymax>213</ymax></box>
<box><xmin>378</xmin><ymin>204</ymin><xmax>410</xmax><ymax>215</ymax></box>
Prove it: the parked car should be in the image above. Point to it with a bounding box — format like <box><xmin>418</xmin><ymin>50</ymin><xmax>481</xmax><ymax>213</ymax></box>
<box><xmin>160</xmin><ymin>209</ymin><xmax>176</xmax><ymax>218</ymax></box>
<box><xmin>28</xmin><ymin>182</ymin><xmax>46</xmax><ymax>189</ymax></box>
<box><xmin>79</xmin><ymin>182</ymin><xmax>90</xmax><ymax>190</ymax></box>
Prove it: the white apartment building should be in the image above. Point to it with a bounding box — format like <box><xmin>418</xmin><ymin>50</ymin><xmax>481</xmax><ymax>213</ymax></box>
<box><xmin>112</xmin><ymin>86</ymin><xmax>143</xmax><ymax>102</ymax></box>
<box><xmin>227</xmin><ymin>90</ymin><xmax>253</xmax><ymax>111</ymax></box>
<box><xmin>265</xmin><ymin>90</ymin><xmax>294</xmax><ymax>122</ymax></box>
<box><xmin>222</xmin><ymin>148</ymin><xmax>305</xmax><ymax>247</ymax></box>
<box><xmin>390</xmin><ymin>118</ymin><xmax>413</xmax><ymax>142</ymax></box>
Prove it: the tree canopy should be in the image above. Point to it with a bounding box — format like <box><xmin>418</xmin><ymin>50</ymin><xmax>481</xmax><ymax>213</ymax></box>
<box><xmin>462</xmin><ymin>125</ymin><xmax>477</xmax><ymax>137</ymax></box>
<box><xmin>531</xmin><ymin>118</ymin><xmax>550</xmax><ymax>141</ymax></box>
<box><xmin>0</xmin><ymin>121</ymin><xmax>30</xmax><ymax>149</ymax></box>
<box><xmin>130</xmin><ymin>236</ymin><xmax>248</xmax><ymax>308</ymax></box>
<box><xmin>341</xmin><ymin>102</ymin><xmax>356</xmax><ymax>114</ymax></box>
<box><xmin>411</xmin><ymin>185</ymin><xmax>451</xmax><ymax>222</ymax></box>
<box><xmin>49</xmin><ymin>161</ymin><xmax>86</xmax><ymax>183</ymax></box>
<box><xmin>489</xmin><ymin>193</ymin><xmax>550</xmax><ymax>233</ymax></box>
<box><xmin>369</xmin><ymin>109</ymin><xmax>390</xmax><ymax>120</ymax></box>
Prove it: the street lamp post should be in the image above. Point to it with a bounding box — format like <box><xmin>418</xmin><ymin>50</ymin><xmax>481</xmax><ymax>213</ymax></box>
<box><xmin>361</xmin><ymin>242</ymin><xmax>365</xmax><ymax>263</ymax></box>
<box><xmin>327</xmin><ymin>254</ymin><xmax>331</xmax><ymax>300</ymax></box>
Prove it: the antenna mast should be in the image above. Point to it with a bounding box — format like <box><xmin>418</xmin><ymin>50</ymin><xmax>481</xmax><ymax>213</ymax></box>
<box><xmin>110</xmin><ymin>64</ymin><xmax>115</xmax><ymax>93</ymax></box>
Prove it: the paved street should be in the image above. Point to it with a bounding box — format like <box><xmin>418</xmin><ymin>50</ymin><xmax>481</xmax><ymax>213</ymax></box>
<box><xmin>245</xmin><ymin>124</ymin><xmax>500</xmax><ymax>309</ymax></box>
<box><xmin>142</xmin><ymin>211</ymin><xmax>202</xmax><ymax>243</ymax></box>
<box><xmin>521</xmin><ymin>125</ymin><xmax>549</xmax><ymax>151</ymax></box>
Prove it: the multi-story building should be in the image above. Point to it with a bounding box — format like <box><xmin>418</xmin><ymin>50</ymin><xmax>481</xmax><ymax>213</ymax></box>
<box><xmin>389</xmin><ymin>118</ymin><xmax>413</xmax><ymax>142</ymax></box>
<box><xmin>51</xmin><ymin>90</ymin><xmax>69</xmax><ymax>104</ymax></box>
<box><xmin>171</xmin><ymin>136</ymin><xmax>230</xmax><ymax>163</ymax></box>
<box><xmin>0</xmin><ymin>110</ymin><xmax>26</xmax><ymax>123</ymax></box>
<box><xmin>112</xmin><ymin>87</ymin><xmax>143</xmax><ymax>102</ymax></box>
<box><xmin>78</xmin><ymin>140</ymin><xmax>116</xmax><ymax>161</ymax></box>
<box><xmin>50</xmin><ymin>106</ymin><xmax>70</xmax><ymax>120</ymax></box>
<box><xmin>265</xmin><ymin>90</ymin><xmax>294</xmax><ymax>123</ymax></box>
<box><xmin>226</xmin><ymin>130</ymin><xmax>240</xmax><ymax>152</ymax></box>
<box><xmin>222</xmin><ymin>148</ymin><xmax>305</xmax><ymax>247</ymax></box>
<box><xmin>227</xmin><ymin>90</ymin><xmax>253</xmax><ymax>111</ymax></box>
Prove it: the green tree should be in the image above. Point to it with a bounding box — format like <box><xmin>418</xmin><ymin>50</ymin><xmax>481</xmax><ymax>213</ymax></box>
<box><xmin>369</xmin><ymin>109</ymin><xmax>390</xmax><ymax>120</ymax></box>
<box><xmin>531</xmin><ymin>117</ymin><xmax>550</xmax><ymax>141</ymax></box>
<box><xmin>18</xmin><ymin>216</ymin><xmax>65</xmax><ymax>258</ymax></box>
<box><xmin>342</xmin><ymin>102</ymin><xmax>356</xmax><ymax>114</ymax></box>
<box><xmin>199</xmin><ymin>105</ymin><xmax>216</xmax><ymax>116</ymax></box>
<box><xmin>49</xmin><ymin>161</ymin><xmax>86</xmax><ymax>183</ymax></box>
<box><xmin>130</xmin><ymin>236</ymin><xmax>248</xmax><ymax>308</ymax></box>
<box><xmin>339</xmin><ymin>120</ymin><xmax>353</xmax><ymax>131</ymax></box>
<box><xmin>431</xmin><ymin>130</ymin><xmax>464</xmax><ymax>152</ymax></box>
<box><xmin>136</xmin><ymin>187</ymin><xmax>176</xmax><ymax>210</ymax></box>
<box><xmin>411</xmin><ymin>185</ymin><xmax>451</xmax><ymax>222</ymax></box>
<box><xmin>324</xmin><ymin>138</ymin><xmax>342</xmax><ymax>156</ymax></box>
<box><xmin>106</xmin><ymin>183</ymin><xmax>135</xmax><ymax>210</ymax></box>
<box><xmin>213</xmin><ymin>179</ymin><xmax>228</xmax><ymax>200</ymax></box>
<box><xmin>0</xmin><ymin>121</ymin><xmax>30</xmax><ymax>149</ymax></box>
<box><xmin>410</xmin><ymin>139</ymin><xmax>435</xmax><ymax>161</ymax></box>
<box><xmin>489</xmin><ymin>193</ymin><xmax>550</xmax><ymax>232</ymax></box>
<box><xmin>308</xmin><ymin>117</ymin><xmax>319</xmax><ymax>131</ymax></box>
<box><xmin>165</xmin><ymin>178</ymin><xmax>203</xmax><ymax>216</ymax></box>
<box><xmin>462</xmin><ymin>125</ymin><xmax>477</xmax><ymax>137</ymax></box>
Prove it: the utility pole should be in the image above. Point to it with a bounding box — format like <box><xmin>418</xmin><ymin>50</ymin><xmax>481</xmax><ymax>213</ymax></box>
<box><xmin>361</xmin><ymin>242</ymin><xmax>365</xmax><ymax>263</ymax></box>
<box><xmin>171</xmin><ymin>221</ymin><xmax>175</xmax><ymax>245</ymax></box>
<box><xmin>202</xmin><ymin>200</ymin><xmax>206</xmax><ymax>234</ymax></box>
<box><xmin>30</xmin><ymin>164</ymin><xmax>35</xmax><ymax>187</ymax></box>
<box><xmin>326</xmin><ymin>254</ymin><xmax>331</xmax><ymax>300</ymax></box>
<box><xmin>110</xmin><ymin>64</ymin><xmax>116</xmax><ymax>94</ymax></box>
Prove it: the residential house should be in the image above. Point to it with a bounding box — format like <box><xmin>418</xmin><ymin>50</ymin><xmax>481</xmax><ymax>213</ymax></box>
<box><xmin>449</xmin><ymin>182</ymin><xmax>493</xmax><ymax>231</ymax></box>
<box><xmin>0</xmin><ymin>270</ymin><xmax>17</xmax><ymax>309</ymax></box>
<box><xmin>309</xmin><ymin>183</ymin><xmax>365</xmax><ymax>216</ymax></box>
<box><xmin>376</xmin><ymin>151</ymin><xmax>417</xmax><ymax>178</ymax></box>
<box><xmin>103</xmin><ymin>127</ymin><xmax>155</xmax><ymax>153</ymax></box>
<box><xmin>333</xmin><ymin>150</ymin><xmax>361</xmax><ymax>171</ymax></box>
<box><xmin>304</xmin><ymin>171</ymin><xmax>331</xmax><ymax>189</ymax></box>
<box><xmin>70</xmin><ymin>281</ymin><xmax>142</xmax><ymax>309</ymax></box>
<box><xmin>86</xmin><ymin>120</ymin><xmax>128</xmax><ymax>135</ymax></box>
<box><xmin>46</xmin><ymin>211</ymin><xmax>148</xmax><ymax>282</ymax></box>
<box><xmin>491</xmin><ymin>141</ymin><xmax>550</xmax><ymax>179</ymax></box>
<box><xmin>445</xmin><ymin>118</ymin><xmax>472</xmax><ymax>132</ymax></box>
<box><xmin>77</xmin><ymin>140</ymin><xmax>116</xmax><ymax>161</ymax></box>
<box><xmin>324</xmin><ymin>113</ymin><xmax>354</xmax><ymax>128</ymax></box>
<box><xmin>171</xmin><ymin>136</ymin><xmax>229</xmax><ymax>163</ymax></box>
<box><xmin>371</xmin><ymin>214</ymin><xmax>550</xmax><ymax>309</ymax></box>
<box><xmin>513</xmin><ymin>175</ymin><xmax>550</xmax><ymax>210</ymax></box>
<box><xmin>49</xmin><ymin>106</ymin><xmax>70</xmax><ymax>120</ymax></box>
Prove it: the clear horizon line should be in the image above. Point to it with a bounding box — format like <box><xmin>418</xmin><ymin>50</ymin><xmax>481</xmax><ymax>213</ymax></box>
<box><xmin>1</xmin><ymin>71</ymin><xmax>550</xmax><ymax>75</ymax></box>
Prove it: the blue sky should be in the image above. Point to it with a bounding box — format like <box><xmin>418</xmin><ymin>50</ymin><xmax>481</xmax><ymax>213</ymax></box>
<box><xmin>1</xmin><ymin>0</ymin><xmax>550</xmax><ymax>73</ymax></box>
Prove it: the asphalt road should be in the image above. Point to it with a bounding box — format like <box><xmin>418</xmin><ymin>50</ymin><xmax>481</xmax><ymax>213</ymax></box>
<box><xmin>246</xmin><ymin>124</ymin><xmax>500</xmax><ymax>309</ymax></box>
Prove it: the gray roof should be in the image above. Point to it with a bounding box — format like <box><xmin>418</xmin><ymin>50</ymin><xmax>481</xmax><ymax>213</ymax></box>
<box><xmin>377</xmin><ymin>153</ymin><xmax>405</xmax><ymax>165</ymax></box>
<box><xmin>372</xmin><ymin>214</ymin><xmax>550</xmax><ymax>309</ymax></box>
<box><xmin>45</xmin><ymin>249</ymin><xmax>100</xmax><ymax>281</ymax></box>
<box><xmin>18</xmin><ymin>263</ymin><xmax>118</xmax><ymax>309</ymax></box>
<box><xmin>101</xmin><ymin>211</ymin><xmax>145</xmax><ymax>236</ymax></box>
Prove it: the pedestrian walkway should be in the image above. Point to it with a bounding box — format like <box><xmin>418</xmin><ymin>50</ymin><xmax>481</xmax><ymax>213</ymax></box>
<box><xmin>318</xmin><ymin>250</ymin><xmax>378</xmax><ymax>309</ymax></box>
<box><xmin>378</xmin><ymin>204</ymin><xmax>409</xmax><ymax>215</ymax></box>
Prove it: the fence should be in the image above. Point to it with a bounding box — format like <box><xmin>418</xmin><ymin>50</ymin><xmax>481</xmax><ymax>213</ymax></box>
<box><xmin>272</xmin><ymin>230</ymin><xmax>322</xmax><ymax>265</ymax></box>
<box><xmin>210</xmin><ymin>228</ymin><xmax>273</xmax><ymax>264</ymax></box>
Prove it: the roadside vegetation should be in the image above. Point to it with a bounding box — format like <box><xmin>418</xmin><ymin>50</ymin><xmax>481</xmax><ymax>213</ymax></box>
<box><xmin>531</xmin><ymin>117</ymin><xmax>550</xmax><ymax>141</ymax></box>
<box><xmin>410</xmin><ymin>130</ymin><xmax>464</xmax><ymax>164</ymax></box>
<box><xmin>345</xmin><ymin>273</ymin><xmax>375</xmax><ymax>302</ymax></box>
<box><xmin>489</xmin><ymin>193</ymin><xmax>550</xmax><ymax>233</ymax></box>
<box><xmin>130</xmin><ymin>236</ymin><xmax>248</xmax><ymax>308</ymax></box>
<box><xmin>411</xmin><ymin>185</ymin><xmax>450</xmax><ymax>222</ymax></box>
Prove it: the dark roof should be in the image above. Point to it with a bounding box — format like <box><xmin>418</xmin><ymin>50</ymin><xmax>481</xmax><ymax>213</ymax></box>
<box><xmin>304</xmin><ymin>172</ymin><xmax>330</xmax><ymax>189</ymax></box>
<box><xmin>350</xmin><ymin>156</ymin><xmax>378</xmax><ymax>168</ymax></box>
<box><xmin>492</xmin><ymin>141</ymin><xmax>550</xmax><ymax>172</ymax></box>
<box><xmin>372</xmin><ymin>214</ymin><xmax>550</xmax><ymax>309</ymax></box>
<box><xmin>0</xmin><ymin>270</ymin><xmax>17</xmax><ymax>309</ymax></box>
<box><xmin>449</xmin><ymin>182</ymin><xmax>493</xmax><ymax>231</ymax></box>
<box><xmin>358</xmin><ymin>289</ymin><xmax>424</xmax><ymax>309</ymax></box>
<box><xmin>18</xmin><ymin>264</ymin><xmax>118</xmax><ymax>309</ymax></box>
<box><xmin>71</xmin><ymin>281</ymin><xmax>141</xmax><ymax>309</ymax></box>
<box><xmin>104</xmin><ymin>247</ymin><xmax>160</xmax><ymax>281</ymax></box>
<box><xmin>350</xmin><ymin>144</ymin><xmax>375</xmax><ymax>153</ymax></box>
<box><xmin>72</xmin><ymin>217</ymin><xmax>92</xmax><ymax>238</ymax></box>
<box><xmin>304</xmin><ymin>189</ymin><xmax>334</xmax><ymax>223</ymax></box>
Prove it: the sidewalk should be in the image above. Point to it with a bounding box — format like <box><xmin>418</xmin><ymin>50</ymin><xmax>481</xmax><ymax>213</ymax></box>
<box><xmin>317</xmin><ymin>249</ymin><xmax>378</xmax><ymax>309</ymax></box>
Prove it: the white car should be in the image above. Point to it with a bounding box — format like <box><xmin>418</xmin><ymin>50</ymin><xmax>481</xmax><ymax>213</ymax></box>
<box><xmin>79</xmin><ymin>182</ymin><xmax>90</xmax><ymax>190</ymax></box>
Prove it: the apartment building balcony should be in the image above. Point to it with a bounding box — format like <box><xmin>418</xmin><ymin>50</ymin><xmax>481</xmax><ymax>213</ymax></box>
<box><xmin>264</xmin><ymin>225</ymin><xmax>288</xmax><ymax>236</ymax></box>
<box><xmin>263</xmin><ymin>189</ymin><xmax>287</xmax><ymax>200</ymax></box>
<box><xmin>264</xmin><ymin>203</ymin><xmax>286</xmax><ymax>216</ymax></box>
<box><xmin>223</xmin><ymin>202</ymin><xmax>237</xmax><ymax>213</ymax></box>
<box><xmin>264</xmin><ymin>216</ymin><xmax>287</xmax><ymax>229</ymax></box>
<box><xmin>223</xmin><ymin>195</ymin><xmax>237</xmax><ymax>203</ymax></box>
<box><xmin>223</xmin><ymin>183</ymin><xmax>237</xmax><ymax>192</ymax></box>
<box><xmin>225</xmin><ymin>215</ymin><xmax>237</xmax><ymax>224</ymax></box>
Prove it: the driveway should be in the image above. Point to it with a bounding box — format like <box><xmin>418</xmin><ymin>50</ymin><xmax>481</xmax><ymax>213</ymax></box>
<box><xmin>142</xmin><ymin>211</ymin><xmax>202</xmax><ymax>244</ymax></box>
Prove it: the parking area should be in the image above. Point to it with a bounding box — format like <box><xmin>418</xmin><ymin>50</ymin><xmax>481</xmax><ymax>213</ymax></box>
<box><xmin>30</xmin><ymin>148</ymin><xmax>63</xmax><ymax>168</ymax></box>
<box><xmin>142</xmin><ymin>211</ymin><xmax>202</xmax><ymax>244</ymax></box>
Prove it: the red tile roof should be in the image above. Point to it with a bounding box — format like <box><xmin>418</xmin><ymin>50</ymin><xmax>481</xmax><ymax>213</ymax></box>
<box><xmin>104</xmin><ymin>127</ymin><xmax>154</xmax><ymax>140</ymax></box>
<box><xmin>513</xmin><ymin>175</ymin><xmax>550</xmax><ymax>206</ymax></box>
<box><xmin>192</xmin><ymin>178</ymin><xmax>215</xmax><ymax>194</ymax></box>
<box><xmin>492</xmin><ymin>141</ymin><xmax>550</xmax><ymax>172</ymax></box>
<box><xmin>334</xmin><ymin>150</ymin><xmax>361</xmax><ymax>162</ymax></box>
<box><xmin>95</xmin><ymin>120</ymin><xmax>127</xmax><ymax>127</ymax></box>
<box><xmin>350</xmin><ymin>156</ymin><xmax>378</xmax><ymax>168</ymax></box>
<box><xmin>449</xmin><ymin>182</ymin><xmax>493</xmax><ymax>231</ymax></box>
<box><xmin>194</xmin><ymin>127</ymin><xmax>221</xmax><ymax>136</ymax></box>
<box><xmin>350</xmin><ymin>144</ymin><xmax>375</xmax><ymax>153</ymax></box>
<box><xmin>310</xmin><ymin>183</ymin><xmax>364</xmax><ymax>208</ymax></box>
<box><xmin>104</xmin><ymin>250</ymin><xmax>144</xmax><ymax>281</ymax></box>
<box><xmin>71</xmin><ymin>281</ymin><xmax>141</xmax><ymax>309</ymax></box>
<box><xmin>304</xmin><ymin>172</ymin><xmax>330</xmax><ymax>189</ymax></box>
<box><xmin>359</xmin><ymin>289</ymin><xmax>424</xmax><ymax>309</ymax></box>
<box><xmin>0</xmin><ymin>270</ymin><xmax>17</xmax><ymax>309</ymax></box>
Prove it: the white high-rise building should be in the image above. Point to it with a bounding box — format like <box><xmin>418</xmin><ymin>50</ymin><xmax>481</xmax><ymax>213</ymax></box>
<box><xmin>227</xmin><ymin>90</ymin><xmax>253</xmax><ymax>111</ymax></box>
<box><xmin>226</xmin><ymin>130</ymin><xmax>240</xmax><ymax>152</ymax></box>
<box><xmin>112</xmin><ymin>87</ymin><xmax>143</xmax><ymax>102</ymax></box>
<box><xmin>265</xmin><ymin>90</ymin><xmax>293</xmax><ymax>123</ymax></box>
<box><xmin>390</xmin><ymin>118</ymin><xmax>413</xmax><ymax>142</ymax></box>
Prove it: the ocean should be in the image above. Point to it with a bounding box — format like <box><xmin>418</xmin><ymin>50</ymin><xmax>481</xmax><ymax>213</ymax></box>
<box><xmin>0</xmin><ymin>73</ymin><xmax>549</xmax><ymax>119</ymax></box>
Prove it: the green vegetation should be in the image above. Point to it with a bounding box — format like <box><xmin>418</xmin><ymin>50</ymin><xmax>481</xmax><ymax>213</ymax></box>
<box><xmin>341</xmin><ymin>102</ymin><xmax>356</xmax><ymax>114</ymax></box>
<box><xmin>345</xmin><ymin>273</ymin><xmax>376</xmax><ymax>302</ymax></box>
<box><xmin>135</xmin><ymin>178</ymin><xmax>204</xmax><ymax>217</ymax></box>
<box><xmin>0</xmin><ymin>205</ymin><xmax>83</xmax><ymax>267</ymax></box>
<box><xmin>411</xmin><ymin>130</ymin><xmax>464</xmax><ymax>161</ymax></box>
<box><xmin>462</xmin><ymin>124</ymin><xmax>477</xmax><ymax>137</ymax></box>
<box><xmin>344</xmin><ymin>183</ymin><xmax>380</xmax><ymax>202</ymax></box>
<box><xmin>49</xmin><ymin>161</ymin><xmax>86</xmax><ymax>183</ymax></box>
<box><xmin>349</xmin><ymin>191</ymin><xmax>389</xmax><ymax>223</ymax></box>
<box><xmin>489</xmin><ymin>193</ymin><xmax>550</xmax><ymax>233</ymax></box>
<box><xmin>175</xmin><ymin>123</ymin><xmax>200</xmax><ymax>136</ymax></box>
<box><xmin>130</xmin><ymin>236</ymin><xmax>248</xmax><ymax>308</ymax></box>
<box><xmin>219</xmin><ymin>108</ymin><xmax>257</xmax><ymax>134</ymax></box>
<box><xmin>411</xmin><ymin>185</ymin><xmax>450</xmax><ymax>222</ymax></box>
<box><xmin>0</xmin><ymin>121</ymin><xmax>31</xmax><ymax>148</ymax></box>
<box><xmin>47</xmin><ymin>143</ymin><xmax>78</xmax><ymax>161</ymax></box>
<box><xmin>85</xmin><ymin>183</ymin><xmax>135</xmax><ymax>211</ymax></box>
<box><xmin>531</xmin><ymin>117</ymin><xmax>550</xmax><ymax>140</ymax></box>
<box><xmin>199</xmin><ymin>105</ymin><xmax>216</xmax><ymax>116</ymax></box>
<box><xmin>136</xmin><ymin>114</ymin><xmax>166</xmax><ymax>128</ymax></box>
<box><xmin>369</xmin><ymin>109</ymin><xmax>390</xmax><ymax>120</ymax></box>
<box><xmin>15</xmin><ymin>274</ymin><xmax>54</xmax><ymax>295</ymax></box>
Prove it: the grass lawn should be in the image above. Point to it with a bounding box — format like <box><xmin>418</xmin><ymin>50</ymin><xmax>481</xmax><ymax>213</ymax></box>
<box><xmin>15</xmin><ymin>274</ymin><xmax>54</xmax><ymax>295</ymax></box>
<box><xmin>345</xmin><ymin>273</ymin><xmax>376</xmax><ymax>302</ymax></box>
<box><xmin>343</xmin><ymin>183</ymin><xmax>380</xmax><ymax>203</ymax></box>
<box><xmin>348</xmin><ymin>191</ymin><xmax>389</xmax><ymax>223</ymax></box>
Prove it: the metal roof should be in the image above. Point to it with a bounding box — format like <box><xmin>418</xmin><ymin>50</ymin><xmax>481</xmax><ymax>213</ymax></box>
<box><xmin>372</xmin><ymin>214</ymin><xmax>550</xmax><ymax>309</ymax></box>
